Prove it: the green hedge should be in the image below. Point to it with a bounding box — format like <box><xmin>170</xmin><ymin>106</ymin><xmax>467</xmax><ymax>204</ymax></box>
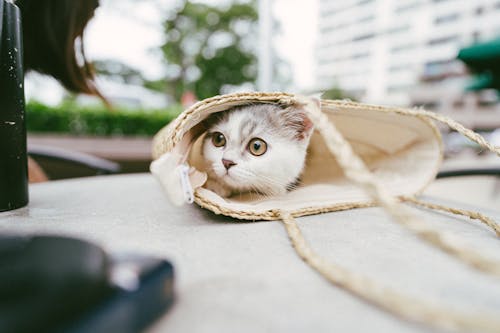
<box><xmin>26</xmin><ymin>101</ymin><xmax>182</xmax><ymax>136</ymax></box>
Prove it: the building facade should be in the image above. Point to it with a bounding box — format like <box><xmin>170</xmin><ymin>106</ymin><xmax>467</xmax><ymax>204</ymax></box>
<box><xmin>316</xmin><ymin>0</ymin><xmax>500</xmax><ymax>107</ymax></box>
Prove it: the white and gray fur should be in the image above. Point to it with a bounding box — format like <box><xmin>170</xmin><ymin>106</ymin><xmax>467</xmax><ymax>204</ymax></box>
<box><xmin>202</xmin><ymin>104</ymin><xmax>314</xmax><ymax>197</ymax></box>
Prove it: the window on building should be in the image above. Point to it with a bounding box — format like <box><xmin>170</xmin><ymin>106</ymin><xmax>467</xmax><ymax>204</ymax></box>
<box><xmin>391</xmin><ymin>44</ymin><xmax>416</xmax><ymax>53</ymax></box>
<box><xmin>388</xmin><ymin>25</ymin><xmax>410</xmax><ymax>34</ymax></box>
<box><xmin>388</xmin><ymin>64</ymin><xmax>410</xmax><ymax>72</ymax></box>
<box><xmin>322</xmin><ymin>1</ymin><xmax>367</xmax><ymax>16</ymax></box>
<box><xmin>351</xmin><ymin>52</ymin><xmax>370</xmax><ymax>59</ymax></box>
<box><xmin>395</xmin><ymin>2</ymin><xmax>421</xmax><ymax>13</ymax></box>
<box><xmin>320</xmin><ymin>21</ymin><xmax>349</xmax><ymax>34</ymax></box>
<box><xmin>423</xmin><ymin>59</ymin><xmax>455</xmax><ymax>77</ymax></box>
<box><xmin>352</xmin><ymin>33</ymin><xmax>375</xmax><ymax>42</ymax></box>
<box><xmin>427</xmin><ymin>35</ymin><xmax>458</xmax><ymax>45</ymax></box>
<box><xmin>358</xmin><ymin>15</ymin><xmax>375</xmax><ymax>23</ymax></box>
<box><xmin>434</xmin><ymin>13</ymin><xmax>460</xmax><ymax>24</ymax></box>
<box><xmin>320</xmin><ymin>25</ymin><xmax>335</xmax><ymax>34</ymax></box>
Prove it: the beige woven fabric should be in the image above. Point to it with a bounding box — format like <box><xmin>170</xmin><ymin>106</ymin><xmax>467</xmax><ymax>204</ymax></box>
<box><xmin>151</xmin><ymin>92</ymin><xmax>500</xmax><ymax>332</ymax></box>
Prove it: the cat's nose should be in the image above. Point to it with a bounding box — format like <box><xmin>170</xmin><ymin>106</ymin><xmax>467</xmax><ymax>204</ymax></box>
<box><xmin>222</xmin><ymin>159</ymin><xmax>236</xmax><ymax>170</ymax></box>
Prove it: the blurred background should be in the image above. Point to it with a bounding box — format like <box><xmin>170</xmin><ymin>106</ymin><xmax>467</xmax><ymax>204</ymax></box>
<box><xmin>26</xmin><ymin>0</ymin><xmax>500</xmax><ymax>188</ymax></box>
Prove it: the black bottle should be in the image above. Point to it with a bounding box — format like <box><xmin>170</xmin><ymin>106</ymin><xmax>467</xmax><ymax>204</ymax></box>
<box><xmin>0</xmin><ymin>0</ymin><xmax>28</xmax><ymax>212</ymax></box>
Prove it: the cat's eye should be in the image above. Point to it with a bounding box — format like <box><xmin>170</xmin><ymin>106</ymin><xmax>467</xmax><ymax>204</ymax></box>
<box><xmin>211</xmin><ymin>132</ymin><xmax>226</xmax><ymax>147</ymax></box>
<box><xmin>248</xmin><ymin>138</ymin><xmax>267</xmax><ymax>156</ymax></box>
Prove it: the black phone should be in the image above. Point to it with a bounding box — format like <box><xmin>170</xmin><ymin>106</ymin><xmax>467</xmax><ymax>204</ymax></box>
<box><xmin>0</xmin><ymin>235</ymin><xmax>174</xmax><ymax>333</ymax></box>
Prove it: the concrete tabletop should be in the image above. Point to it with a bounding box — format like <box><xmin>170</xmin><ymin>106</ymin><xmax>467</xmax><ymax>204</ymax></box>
<box><xmin>1</xmin><ymin>173</ymin><xmax>500</xmax><ymax>333</ymax></box>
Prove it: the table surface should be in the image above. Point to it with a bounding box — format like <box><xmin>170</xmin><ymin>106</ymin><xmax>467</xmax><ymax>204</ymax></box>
<box><xmin>1</xmin><ymin>174</ymin><xmax>500</xmax><ymax>333</ymax></box>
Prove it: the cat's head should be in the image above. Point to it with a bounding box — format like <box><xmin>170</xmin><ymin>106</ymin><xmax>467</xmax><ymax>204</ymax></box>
<box><xmin>202</xmin><ymin>104</ymin><xmax>314</xmax><ymax>196</ymax></box>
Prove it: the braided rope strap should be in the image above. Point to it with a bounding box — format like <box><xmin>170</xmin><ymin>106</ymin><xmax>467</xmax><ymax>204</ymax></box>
<box><xmin>403</xmin><ymin>196</ymin><xmax>500</xmax><ymax>237</ymax></box>
<box><xmin>408</xmin><ymin>109</ymin><xmax>500</xmax><ymax>157</ymax></box>
<box><xmin>279</xmin><ymin>211</ymin><xmax>500</xmax><ymax>333</ymax></box>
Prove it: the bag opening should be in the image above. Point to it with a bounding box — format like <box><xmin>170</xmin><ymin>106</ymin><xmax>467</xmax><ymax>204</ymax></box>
<box><xmin>152</xmin><ymin>93</ymin><xmax>442</xmax><ymax>219</ymax></box>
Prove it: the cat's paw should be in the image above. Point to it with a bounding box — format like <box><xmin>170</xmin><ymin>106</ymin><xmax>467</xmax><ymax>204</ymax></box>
<box><xmin>205</xmin><ymin>179</ymin><xmax>232</xmax><ymax>198</ymax></box>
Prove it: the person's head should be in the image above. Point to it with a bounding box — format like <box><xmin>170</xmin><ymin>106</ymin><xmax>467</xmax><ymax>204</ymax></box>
<box><xmin>17</xmin><ymin>0</ymin><xmax>105</xmax><ymax>101</ymax></box>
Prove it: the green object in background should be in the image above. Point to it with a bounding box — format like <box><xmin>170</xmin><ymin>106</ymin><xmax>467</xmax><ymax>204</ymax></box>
<box><xmin>458</xmin><ymin>38</ymin><xmax>500</xmax><ymax>91</ymax></box>
<box><xmin>464</xmin><ymin>72</ymin><xmax>494</xmax><ymax>91</ymax></box>
<box><xmin>458</xmin><ymin>38</ymin><xmax>500</xmax><ymax>67</ymax></box>
<box><xmin>26</xmin><ymin>102</ymin><xmax>182</xmax><ymax>136</ymax></box>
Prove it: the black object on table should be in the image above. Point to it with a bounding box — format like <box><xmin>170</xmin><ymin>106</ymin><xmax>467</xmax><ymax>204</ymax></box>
<box><xmin>0</xmin><ymin>235</ymin><xmax>175</xmax><ymax>333</ymax></box>
<box><xmin>0</xmin><ymin>0</ymin><xmax>28</xmax><ymax>212</ymax></box>
<box><xmin>28</xmin><ymin>144</ymin><xmax>121</xmax><ymax>178</ymax></box>
<box><xmin>437</xmin><ymin>167</ymin><xmax>500</xmax><ymax>178</ymax></box>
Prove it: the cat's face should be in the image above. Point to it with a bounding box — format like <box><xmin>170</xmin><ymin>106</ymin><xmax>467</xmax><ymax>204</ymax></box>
<box><xmin>202</xmin><ymin>104</ymin><xmax>313</xmax><ymax>196</ymax></box>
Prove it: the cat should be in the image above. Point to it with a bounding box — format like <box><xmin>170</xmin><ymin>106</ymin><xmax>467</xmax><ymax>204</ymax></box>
<box><xmin>201</xmin><ymin>103</ymin><xmax>314</xmax><ymax>198</ymax></box>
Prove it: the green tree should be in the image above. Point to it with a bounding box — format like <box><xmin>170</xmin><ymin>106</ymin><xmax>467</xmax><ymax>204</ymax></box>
<box><xmin>160</xmin><ymin>0</ymin><xmax>258</xmax><ymax>101</ymax></box>
<box><xmin>321</xmin><ymin>86</ymin><xmax>357</xmax><ymax>101</ymax></box>
<box><xmin>93</xmin><ymin>59</ymin><xmax>164</xmax><ymax>91</ymax></box>
<box><xmin>93</xmin><ymin>59</ymin><xmax>144</xmax><ymax>85</ymax></box>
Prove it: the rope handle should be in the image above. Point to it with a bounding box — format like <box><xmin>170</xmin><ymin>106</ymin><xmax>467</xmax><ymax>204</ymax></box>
<box><xmin>301</xmin><ymin>99</ymin><xmax>500</xmax><ymax>277</ymax></box>
<box><xmin>402</xmin><ymin>196</ymin><xmax>500</xmax><ymax>237</ymax></box>
<box><xmin>279</xmin><ymin>211</ymin><xmax>500</xmax><ymax>333</ymax></box>
<box><xmin>406</xmin><ymin>109</ymin><xmax>500</xmax><ymax>156</ymax></box>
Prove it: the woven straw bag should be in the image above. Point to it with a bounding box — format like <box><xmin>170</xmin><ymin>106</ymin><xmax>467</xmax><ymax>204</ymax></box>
<box><xmin>151</xmin><ymin>92</ymin><xmax>500</xmax><ymax>332</ymax></box>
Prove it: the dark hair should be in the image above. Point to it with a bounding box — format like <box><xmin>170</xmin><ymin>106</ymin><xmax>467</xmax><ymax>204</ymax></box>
<box><xmin>17</xmin><ymin>0</ymin><xmax>105</xmax><ymax>101</ymax></box>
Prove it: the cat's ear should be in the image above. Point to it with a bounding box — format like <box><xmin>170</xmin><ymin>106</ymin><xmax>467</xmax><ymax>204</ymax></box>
<box><xmin>284</xmin><ymin>106</ymin><xmax>314</xmax><ymax>141</ymax></box>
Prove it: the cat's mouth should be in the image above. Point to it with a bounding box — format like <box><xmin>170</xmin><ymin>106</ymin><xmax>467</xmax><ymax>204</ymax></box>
<box><xmin>221</xmin><ymin>171</ymin><xmax>240</xmax><ymax>186</ymax></box>
<box><xmin>213</xmin><ymin>166</ymin><xmax>248</xmax><ymax>187</ymax></box>
<box><xmin>223</xmin><ymin>172</ymin><xmax>235</xmax><ymax>181</ymax></box>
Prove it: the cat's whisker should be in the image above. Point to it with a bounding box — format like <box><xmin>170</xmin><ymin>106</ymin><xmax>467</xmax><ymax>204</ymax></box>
<box><xmin>236</xmin><ymin>170</ymin><xmax>292</xmax><ymax>196</ymax></box>
<box><xmin>253</xmin><ymin>173</ymin><xmax>289</xmax><ymax>190</ymax></box>
<box><xmin>248</xmin><ymin>185</ymin><xmax>263</xmax><ymax>201</ymax></box>
<box><xmin>244</xmin><ymin>181</ymin><xmax>275</xmax><ymax>200</ymax></box>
